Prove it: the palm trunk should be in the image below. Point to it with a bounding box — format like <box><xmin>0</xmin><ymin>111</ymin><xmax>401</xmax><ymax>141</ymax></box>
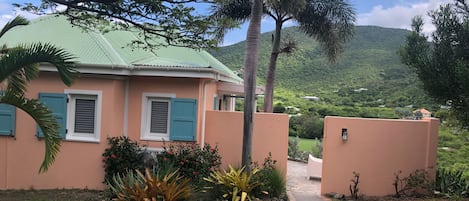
<box><xmin>242</xmin><ymin>0</ymin><xmax>263</xmax><ymax>171</ymax></box>
<box><xmin>263</xmin><ymin>21</ymin><xmax>283</xmax><ymax>113</ymax></box>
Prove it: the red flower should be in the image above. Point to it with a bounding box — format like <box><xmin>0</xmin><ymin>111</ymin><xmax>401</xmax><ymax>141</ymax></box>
<box><xmin>179</xmin><ymin>161</ymin><xmax>184</xmax><ymax>165</ymax></box>
<box><xmin>192</xmin><ymin>171</ymin><xmax>199</xmax><ymax>175</ymax></box>
<box><xmin>164</xmin><ymin>157</ymin><xmax>168</xmax><ymax>161</ymax></box>
<box><xmin>167</xmin><ymin>151</ymin><xmax>173</xmax><ymax>155</ymax></box>
<box><xmin>111</xmin><ymin>154</ymin><xmax>117</xmax><ymax>159</ymax></box>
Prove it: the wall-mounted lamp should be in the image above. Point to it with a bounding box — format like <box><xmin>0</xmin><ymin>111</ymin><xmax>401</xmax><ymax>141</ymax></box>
<box><xmin>342</xmin><ymin>128</ymin><xmax>348</xmax><ymax>141</ymax></box>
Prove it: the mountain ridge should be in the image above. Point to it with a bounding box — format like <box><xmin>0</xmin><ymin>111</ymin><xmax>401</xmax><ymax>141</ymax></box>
<box><xmin>210</xmin><ymin>25</ymin><xmax>435</xmax><ymax>109</ymax></box>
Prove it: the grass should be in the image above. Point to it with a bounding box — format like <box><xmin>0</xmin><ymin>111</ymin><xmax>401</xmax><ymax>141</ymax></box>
<box><xmin>437</xmin><ymin>126</ymin><xmax>469</xmax><ymax>179</ymax></box>
<box><xmin>289</xmin><ymin>136</ymin><xmax>322</xmax><ymax>158</ymax></box>
<box><xmin>289</xmin><ymin>137</ymin><xmax>320</xmax><ymax>152</ymax></box>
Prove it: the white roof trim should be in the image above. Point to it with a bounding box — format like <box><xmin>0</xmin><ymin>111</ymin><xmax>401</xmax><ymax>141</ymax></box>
<box><xmin>217</xmin><ymin>82</ymin><xmax>265</xmax><ymax>95</ymax></box>
<box><xmin>40</xmin><ymin>63</ymin><xmax>242</xmax><ymax>83</ymax></box>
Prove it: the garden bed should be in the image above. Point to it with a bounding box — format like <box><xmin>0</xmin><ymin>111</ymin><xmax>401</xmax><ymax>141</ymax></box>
<box><xmin>0</xmin><ymin>189</ymin><xmax>104</xmax><ymax>201</ymax></box>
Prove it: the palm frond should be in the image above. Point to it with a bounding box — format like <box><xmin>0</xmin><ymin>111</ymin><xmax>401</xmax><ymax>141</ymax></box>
<box><xmin>295</xmin><ymin>0</ymin><xmax>355</xmax><ymax>62</ymax></box>
<box><xmin>0</xmin><ymin>43</ymin><xmax>78</xmax><ymax>95</ymax></box>
<box><xmin>0</xmin><ymin>16</ymin><xmax>29</xmax><ymax>39</ymax></box>
<box><xmin>0</xmin><ymin>91</ymin><xmax>62</xmax><ymax>173</ymax></box>
<box><xmin>210</xmin><ymin>0</ymin><xmax>253</xmax><ymax>42</ymax></box>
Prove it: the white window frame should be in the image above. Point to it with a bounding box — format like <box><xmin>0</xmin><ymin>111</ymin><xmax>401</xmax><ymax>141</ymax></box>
<box><xmin>64</xmin><ymin>89</ymin><xmax>102</xmax><ymax>142</ymax></box>
<box><xmin>141</xmin><ymin>93</ymin><xmax>175</xmax><ymax>141</ymax></box>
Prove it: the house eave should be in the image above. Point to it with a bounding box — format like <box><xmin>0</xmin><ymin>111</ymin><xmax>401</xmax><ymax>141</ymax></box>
<box><xmin>40</xmin><ymin>63</ymin><xmax>242</xmax><ymax>83</ymax></box>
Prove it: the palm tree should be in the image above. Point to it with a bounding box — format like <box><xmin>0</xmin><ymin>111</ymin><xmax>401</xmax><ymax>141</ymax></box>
<box><xmin>211</xmin><ymin>0</ymin><xmax>356</xmax><ymax>112</ymax></box>
<box><xmin>0</xmin><ymin>16</ymin><xmax>77</xmax><ymax>172</ymax></box>
<box><xmin>242</xmin><ymin>0</ymin><xmax>263</xmax><ymax>170</ymax></box>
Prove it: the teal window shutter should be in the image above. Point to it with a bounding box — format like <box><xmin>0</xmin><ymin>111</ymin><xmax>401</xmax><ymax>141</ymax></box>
<box><xmin>0</xmin><ymin>103</ymin><xmax>16</xmax><ymax>136</ymax></box>
<box><xmin>37</xmin><ymin>93</ymin><xmax>68</xmax><ymax>138</ymax></box>
<box><xmin>170</xmin><ymin>98</ymin><xmax>197</xmax><ymax>141</ymax></box>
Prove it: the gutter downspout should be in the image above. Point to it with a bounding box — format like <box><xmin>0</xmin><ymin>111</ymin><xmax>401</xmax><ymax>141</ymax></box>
<box><xmin>201</xmin><ymin>74</ymin><xmax>219</xmax><ymax>148</ymax></box>
<box><xmin>123</xmin><ymin>79</ymin><xmax>129</xmax><ymax>137</ymax></box>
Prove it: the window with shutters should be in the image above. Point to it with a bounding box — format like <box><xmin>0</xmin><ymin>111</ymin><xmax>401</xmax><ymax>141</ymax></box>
<box><xmin>141</xmin><ymin>93</ymin><xmax>175</xmax><ymax>141</ymax></box>
<box><xmin>65</xmin><ymin>90</ymin><xmax>102</xmax><ymax>142</ymax></box>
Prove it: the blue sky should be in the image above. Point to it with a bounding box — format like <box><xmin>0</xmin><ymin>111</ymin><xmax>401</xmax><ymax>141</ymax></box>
<box><xmin>0</xmin><ymin>0</ymin><xmax>450</xmax><ymax>46</ymax></box>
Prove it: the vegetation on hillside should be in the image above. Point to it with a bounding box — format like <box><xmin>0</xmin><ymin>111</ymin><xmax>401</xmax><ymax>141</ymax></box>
<box><xmin>211</xmin><ymin>26</ymin><xmax>437</xmax><ymax>110</ymax></box>
<box><xmin>400</xmin><ymin>0</ymin><xmax>469</xmax><ymax>127</ymax></box>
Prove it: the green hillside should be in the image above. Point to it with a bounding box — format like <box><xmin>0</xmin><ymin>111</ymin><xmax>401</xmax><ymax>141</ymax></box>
<box><xmin>210</xmin><ymin>26</ymin><xmax>437</xmax><ymax>110</ymax></box>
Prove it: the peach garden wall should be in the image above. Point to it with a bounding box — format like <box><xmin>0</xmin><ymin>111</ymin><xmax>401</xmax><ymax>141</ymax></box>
<box><xmin>204</xmin><ymin>111</ymin><xmax>289</xmax><ymax>174</ymax></box>
<box><xmin>321</xmin><ymin>116</ymin><xmax>439</xmax><ymax>196</ymax></box>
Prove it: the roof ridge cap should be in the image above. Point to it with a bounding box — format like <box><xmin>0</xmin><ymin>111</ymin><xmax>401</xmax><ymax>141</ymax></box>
<box><xmin>86</xmin><ymin>30</ymin><xmax>129</xmax><ymax>67</ymax></box>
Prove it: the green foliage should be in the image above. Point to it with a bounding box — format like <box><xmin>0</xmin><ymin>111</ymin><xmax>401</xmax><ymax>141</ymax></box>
<box><xmin>102</xmin><ymin>137</ymin><xmax>146</xmax><ymax>184</ymax></box>
<box><xmin>289</xmin><ymin>112</ymin><xmax>323</xmax><ymax>139</ymax></box>
<box><xmin>273</xmin><ymin>103</ymin><xmax>286</xmax><ymax>113</ymax></box>
<box><xmin>211</xmin><ymin>26</ymin><xmax>438</xmax><ymax>110</ymax></box>
<box><xmin>0</xmin><ymin>16</ymin><xmax>77</xmax><ymax>172</ymax></box>
<box><xmin>437</xmin><ymin>126</ymin><xmax>469</xmax><ymax>180</ymax></box>
<box><xmin>204</xmin><ymin>166</ymin><xmax>265</xmax><ymax>201</ymax></box>
<box><xmin>156</xmin><ymin>143</ymin><xmax>221</xmax><ymax>186</ymax></box>
<box><xmin>108</xmin><ymin>168</ymin><xmax>193</xmax><ymax>201</ymax></box>
<box><xmin>253</xmin><ymin>154</ymin><xmax>286</xmax><ymax>198</ymax></box>
<box><xmin>288</xmin><ymin>137</ymin><xmax>322</xmax><ymax>160</ymax></box>
<box><xmin>435</xmin><ymin>168</ymin><xmax>469</xmax><ymax>198</ymax></box>
<box><xmin>16</xmin><ymin>1</ymin><xmax>219</xmax><ymax>49</ymax></box>
<box><xmin>400</xmin><ymin>0</ymin><xmax>469</xmax><ymax>127</ymax></box>
<box><xmin>288</xmin><ymin>137</ymin><xmax>300</xmax><ymax>160</ymax></box>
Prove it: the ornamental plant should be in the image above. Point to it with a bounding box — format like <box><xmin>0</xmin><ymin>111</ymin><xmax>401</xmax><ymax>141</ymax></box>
<box><xmin>102</xmin><ymin>136</ymin><xmax>146</xmax><ymax>183</ymax></box>
<box><xmin>109</xmin><ymin>168</ymin><xmax>193</xmax><ymax>201</ymax></box>
<box><xmin>157</xmin><ymin>143</ymin><xmax>221</xmax><ymax>185</ymax></box>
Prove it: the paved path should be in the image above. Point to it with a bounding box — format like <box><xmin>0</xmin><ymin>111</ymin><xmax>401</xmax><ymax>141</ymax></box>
<box><xmin>286</xmin><ymin>160</ymin><xmax>327</xmax><ymax>201</ymax></box>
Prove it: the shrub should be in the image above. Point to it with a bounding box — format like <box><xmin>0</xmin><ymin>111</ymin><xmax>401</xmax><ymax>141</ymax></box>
<box><xmin>204</xmin><ymin>165</ymin><xmax>265</xmax><ymax>201</ymax></box>
<box><xmin>395</xmin><ymin>169</ymin><xmax>434</xmax><ymax>197</ymax></box>
<box><xmin>436</xmin><ymin>168</ymin><xmax>469</xmax><ymax>198</ymax></box>
<box><xmin>288</xmin><ymin>137</ymin><xmax>300</xmax><ymax>159</ymax></box>
<box><xmin>254</xmin><ymin>154</ymin><xmax>286</xmax><ymax>198</ymax></box>
<box><xmin>109</xmin><ymin>168</ymin><xmax>193</xmax><ymax>201</ymax></box>
<box><xmin>102</xmin><ymin>137</ymin><xmax>146</xmax><ymax>183</ymax></box>
<box><xmin>157</xmin><ymin>143</ymin><xmax>221</xmax><ymax>186</ymax></box>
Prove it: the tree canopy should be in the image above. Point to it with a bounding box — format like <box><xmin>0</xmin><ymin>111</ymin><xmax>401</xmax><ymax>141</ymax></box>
<box><xmin>15</xmin><ymin>0</ymin><xmax>220</xmax><ymax>49</ymax></box>
<box><xmin>400</xmin><ymin>0</ymin><xmax>469</xmax><ymax>126</ymax></box>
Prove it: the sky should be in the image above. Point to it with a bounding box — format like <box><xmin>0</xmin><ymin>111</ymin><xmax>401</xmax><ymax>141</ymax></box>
<box><xmin>0</xmin><ymin>0</ymin><xmax>452</xmax><ymax>46</ymax></box>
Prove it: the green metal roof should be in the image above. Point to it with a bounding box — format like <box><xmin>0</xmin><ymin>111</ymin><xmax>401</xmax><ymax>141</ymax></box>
<box><xmin>0</xmin><ymin>15</ymin><xmax>241</xmax><ymax>83</ymax></box>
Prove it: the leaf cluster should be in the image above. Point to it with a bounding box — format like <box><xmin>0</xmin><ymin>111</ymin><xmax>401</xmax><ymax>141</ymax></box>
<box><xmin>15</xmin><ymin>0</ymin><xmax>221</xmax><ymax>49</ymax></box>
<box><xmin>400</xmin><ymin>0</ymin><xmax>469</xmax><ymax>127</ymax></box>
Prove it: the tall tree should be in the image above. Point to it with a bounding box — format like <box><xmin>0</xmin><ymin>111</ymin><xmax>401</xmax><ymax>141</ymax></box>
<box><xmin>0</xmin><ymin>16</ymin><xmax>77</xmax><ymax>172</ymax></box>
<box><xmin>211</xmin><ymin>0</ymin><xmax>356</xmax><ymax>112</ymax></box>
<box><xmin>400</xmin><ymin>0</ymin><xmax>469</xmax><ymax>126</ymax></box>
<box><xmin>16</xmin><ymin>0</ymin><xmax>220</xmax><ymax>49</ymax></box>
<box><xmin>242</xmin><ymin>0</ymin><xmax>263</xmax><ymax>170</ymax></box>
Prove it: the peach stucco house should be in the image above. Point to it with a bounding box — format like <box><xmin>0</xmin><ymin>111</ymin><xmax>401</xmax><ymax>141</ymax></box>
<box><xmin>0</xmin><ymin>15</ymin><xmax>288</xmax><ymax>189</ymax></box>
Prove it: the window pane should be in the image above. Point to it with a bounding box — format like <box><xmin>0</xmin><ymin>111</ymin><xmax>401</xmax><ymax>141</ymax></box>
<box><xmin>74</xmin><ymin>99</ymin><xmax>96</xmax><ymax>134</ymax></box>
<box><xmin>150</xmin><ymin>101</ymin><xmax>168</xmax><ymax>134</ymax></box>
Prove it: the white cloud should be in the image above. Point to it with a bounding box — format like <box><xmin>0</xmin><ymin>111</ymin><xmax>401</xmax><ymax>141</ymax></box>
<box><xmin>357</xmin><ymin>0</ymin><xmax>451</xmax><ymax>34</ymax></box>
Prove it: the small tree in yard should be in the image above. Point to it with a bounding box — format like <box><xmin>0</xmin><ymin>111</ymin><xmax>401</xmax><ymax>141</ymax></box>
<box><xmin>400</xmin><ymin>0</ymin><xmax>469</xmax><ymax>127</ymax></box>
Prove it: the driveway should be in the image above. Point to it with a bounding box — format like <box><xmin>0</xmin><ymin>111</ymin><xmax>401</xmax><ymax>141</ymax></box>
<box><xmin>286</xmin><ymin>160</ymin><xmax>328</xmax><ymax>201</ymax></box>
